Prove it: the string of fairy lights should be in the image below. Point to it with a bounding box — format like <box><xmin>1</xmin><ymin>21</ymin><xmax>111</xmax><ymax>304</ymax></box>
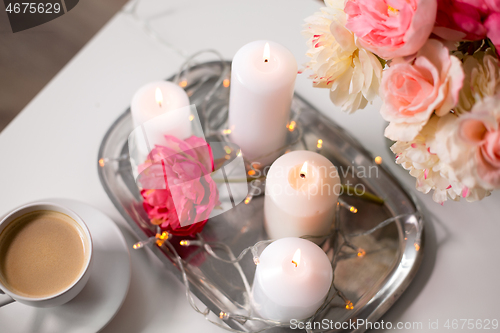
<box><xmin>130</xmin><ymin>200</ymin><xmax>420</xmax><ymax>333</ymax></box>
<box><xmin>99</xmin><ymin>3</ymin><xmax>425</xmax><ymax>332</ymax></box>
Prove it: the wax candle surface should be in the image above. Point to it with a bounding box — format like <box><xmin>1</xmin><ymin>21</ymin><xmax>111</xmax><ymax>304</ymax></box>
<box><xmin>252</xmin><ymin>237</ymin><xmax>333</xmax><ymax>322</ymax></box>
<box><xmin>264</xmin><ymin>150</ymin><xmax>340</xmax><ymax>242</ymax></box>
<box><xmin>228</xmin><ymin>40</ymin><xmax>297</xmax><ymax>166</ymax></box>
<box><xmin>131</xmin><ymin>81</ymin><xmax>191</xmax><ymax>147</ymax></box>
<box><xmin>131</xmin><ymin>81</ymin><xmax>190</xmax><ymax>127</ymax></box>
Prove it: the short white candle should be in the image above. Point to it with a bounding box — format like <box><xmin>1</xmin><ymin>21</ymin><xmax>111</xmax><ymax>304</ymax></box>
<box><xmin>252</xmin><ymin>237</ymin><xmax>333</xmax><ymax>322</ymax></box>
<box><xmin>264</xmin><ymin>151</ymin><xmax>340</xmax><ymax>242</ymax></box>
<box><xmin>131</xmin><ymin>81</ymin><xmax>191</xmax><ymax>147</ymax></box>
<box><xmin>229</xmin><ymin>40</ymin><xmax>297</xmax><ymax>166</ymax></box>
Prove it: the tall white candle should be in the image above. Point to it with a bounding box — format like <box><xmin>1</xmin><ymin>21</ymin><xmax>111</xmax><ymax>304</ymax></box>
<box><xmin>264</xmin><ymin>151</ymin><xmax>340</xmax><ymax>242</ymax></box>
<box><xmin>131</xmin><ymin>81</ymin><xmax>191</xmax><ymax>147</ymax></box>
<box><xmin>252</xmin><ymin>237</ymin><xmax>333</xmax><ymax>322</ymax></box>
<box><xmin>229</xmin><ymin>40</ymin><xmax>297</xmax><ymax>166</ymax></box>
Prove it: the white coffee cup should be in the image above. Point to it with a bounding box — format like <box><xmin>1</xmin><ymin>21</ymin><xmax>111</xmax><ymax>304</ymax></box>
<box><xmin>0</xmin><ymin>202</ymin><xmax>93</xmax><ymax>308</ymax></box>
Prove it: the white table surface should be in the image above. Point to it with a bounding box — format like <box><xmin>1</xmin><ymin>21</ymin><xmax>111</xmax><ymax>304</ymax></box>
<box><xmin>1</xmin><ymin>0</ymin><xmax>499</xmax><ymax>332</ymax></box>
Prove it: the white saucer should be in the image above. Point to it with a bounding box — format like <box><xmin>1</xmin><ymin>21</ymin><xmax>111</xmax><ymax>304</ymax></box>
<box><xmin>0</xmin><ymin>199</ymin><xmax>131</xmax><ymax>333</ymax></box>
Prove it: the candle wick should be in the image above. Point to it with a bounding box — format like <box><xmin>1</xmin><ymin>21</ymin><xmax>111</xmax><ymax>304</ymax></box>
<box><xmin>264</xmin><ymin>59</ymin><xmax>268</xmax><ymax>63</ymax></box>
<box><xmin>300</xmin><ymin>173</ymin><xmax>306</xmax><ymax>179</ymax></box>
<box><xmin>158</xmin><ymin>101</ymin><xmax>162</xmax><ymax>107</ymax></box>
<box><xmin>292</xmin><ymin>260</ymin><xmax>298</xmax><ymax>267</ymax></box>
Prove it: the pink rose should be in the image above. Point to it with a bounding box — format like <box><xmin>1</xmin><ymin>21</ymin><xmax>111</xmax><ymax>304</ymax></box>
<box><xmin>138</xmin><ymin>135</ymin><xmax>220</xmax><ymax>236</ymax></box>
<box><xmin>345</xmin><ymin>0</ymin><xmax>437</xmax><ymax>59</ymax></box>
<box><xmin>457</xmin><ymin>97</ymin><xmax>500</xmax><ymax>188</ymax></box>
<box><xmin>381</xmin><ymin>39</ymin><xmax>464</xmax><ymax>141</ymax></box>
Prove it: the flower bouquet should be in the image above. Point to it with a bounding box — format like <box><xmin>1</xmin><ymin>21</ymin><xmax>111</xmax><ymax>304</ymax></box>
<box><xmin>303</xmin><ymin>0</ymin><xmax>500</xmax><ymax>204</ymax></box>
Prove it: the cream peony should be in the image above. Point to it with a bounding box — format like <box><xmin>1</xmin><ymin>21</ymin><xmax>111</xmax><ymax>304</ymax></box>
<box><xmin>431</xmin><ymin>96</ymin><xmax>500</xmax><ymax>193</ymax></box>
<box><xmin>393</xmin><ymin>116</ymin><xmax>466</xmax><ymax>204</ymax></box>
<box><xmin>456</xmin><ymin>49</ymin><xmax>500</xmax><ymax>114</ymax></box>
<box><xmin>303</xmin><ymin>0</ymin><xmax>383</xmax><ymax>113</ymax></box>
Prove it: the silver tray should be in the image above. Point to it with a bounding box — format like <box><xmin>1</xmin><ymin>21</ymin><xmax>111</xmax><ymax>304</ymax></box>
<box><xmin>97</xmin><ymin>61</ymin><xmax>424</xmax><ymax>332</ymax></box>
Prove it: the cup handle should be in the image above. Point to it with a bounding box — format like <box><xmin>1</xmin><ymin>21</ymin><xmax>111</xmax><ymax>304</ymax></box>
<box><xmin>0</xmin><ymin>289</ymin><xmax>15</xmax><ymax>307</ymax></box>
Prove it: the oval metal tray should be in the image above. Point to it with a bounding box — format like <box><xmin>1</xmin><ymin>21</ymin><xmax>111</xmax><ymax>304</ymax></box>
<box><xmin>97</xmin><ymin>61</ymin><xmax>424</xmax><ymax>332</ymax></box>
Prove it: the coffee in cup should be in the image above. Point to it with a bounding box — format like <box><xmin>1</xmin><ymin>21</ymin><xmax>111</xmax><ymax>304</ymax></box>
<box><xmin>0</xmin><ymin>202</ymin><xmax>93</xmax><ymax>308</ymax></box>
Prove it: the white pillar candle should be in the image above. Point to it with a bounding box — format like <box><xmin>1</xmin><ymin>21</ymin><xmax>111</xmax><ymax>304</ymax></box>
<box><xmin>252</xmin><ymin>237</ymin><xmax>333</xmax><ymax>322</ymax></box>
<box><xmin>264</xmin><ymin>151</ymin><xmax>340</xmax><ymax>242</ymax></box>
<box><xmin>229</xmin><ymin>40</ymin><xmax>297</xmax><ymax>166</ymax></box>
<box><xmin>131</xmin><ymin>81</ymin><xmax>191</xmax><ymax>147</ymax></box>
